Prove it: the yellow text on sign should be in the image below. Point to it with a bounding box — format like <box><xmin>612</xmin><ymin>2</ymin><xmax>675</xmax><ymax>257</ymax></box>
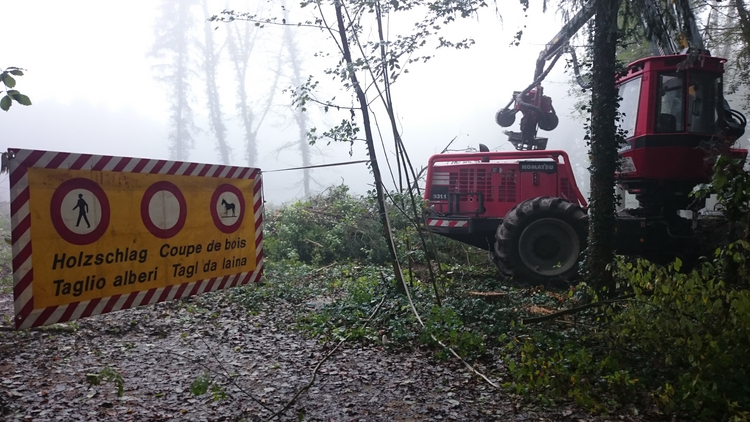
<box><xmin>28</xmin><ymin>168</ymin><xmax>258</xmax><ymax>308</ymax></box>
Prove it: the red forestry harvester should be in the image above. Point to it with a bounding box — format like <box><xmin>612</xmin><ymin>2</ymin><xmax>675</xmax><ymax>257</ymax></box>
<box><xmin>423</xmin><ymin>0</ymin><xmax>747</xmax><ymax>284</ymax></box>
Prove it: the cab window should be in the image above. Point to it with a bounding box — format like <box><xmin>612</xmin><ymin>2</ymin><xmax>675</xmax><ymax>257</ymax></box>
<box><xmin>617</xmin><ymin>76</ymin><xmax>641</xmax><ymax>138</ymax></box>
<box><xmin>656</xmin><ymin>73</ymin><xmax>685</xmax><ymax>133</ymax></box>
<box><xmin>688</xmin><ymin>72</ymin><xmax>720</xmax><ymax>134</ymax></box>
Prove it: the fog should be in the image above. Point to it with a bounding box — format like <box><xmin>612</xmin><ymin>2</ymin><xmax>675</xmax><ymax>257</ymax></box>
<box><xmin>2</xmin><ymin>0</ymin><xmax>589</xmax><ymax>206</ymax></box>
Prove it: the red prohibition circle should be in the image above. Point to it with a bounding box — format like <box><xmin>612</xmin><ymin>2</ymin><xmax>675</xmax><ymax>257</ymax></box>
<box><xmin>141</xmin><ymin>181</ymin><xmax>187</xmax><ymax>239</ymax></box>
<box><xmin>211</xmin><ymin>184</ymin><xmax>245</xmax><ymax>234</ymax></box>
<box><xmin>50</xmin><ymin>178</ymin><xmax>110</xmax><ymax>245</ymax></box>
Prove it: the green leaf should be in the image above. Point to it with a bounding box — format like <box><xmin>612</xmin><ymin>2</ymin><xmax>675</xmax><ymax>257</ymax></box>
<box><xmin>712</xmin><ymin>298</ymin><xmax>723</xmax><ymax>312</ymax></box>
<box><xmin>8</xmin><ymin>69</ymin><xmax>24</xmax><ymax>76</ymax></box>
<box><xmin>210</xmin><ymin>384</ymin><xmax>226</xmax><ymax>401</ymax></box>
<box><xmin>2</xmin><ymin>74</ymin><xmax>16</xmax><ymax>88</ymax></box>
<box><xmin>86</xmin><ymin>373</ymin><xmax>101</xmax><ymax>386</ymax></box>
<box><xmin>0</xmin><ymin>95</ymin><xmax>11</xmax><ymax>111</ymax></box>
<box><xmin>14</xmin><ymin>94</ymin><xmax>31</xmax><ymax>106</ymax></box>
<box><xmin>190</xmin><ymin>373</ymin><xmax>210</xmax><ymax>396</ymax></box>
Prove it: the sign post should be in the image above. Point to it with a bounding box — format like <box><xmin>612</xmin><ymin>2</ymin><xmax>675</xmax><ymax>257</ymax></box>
<box><xmin>8</xmin><ymin>149</ymin><xmax>264</xmax><ymax>329</ymax></box>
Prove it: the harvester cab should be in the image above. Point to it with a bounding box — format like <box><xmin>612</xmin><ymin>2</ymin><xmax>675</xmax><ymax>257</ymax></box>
<box><xmin>615</xmin><ymin>53</ymin><xmax>747</xmax><ymax>214</ymax></box>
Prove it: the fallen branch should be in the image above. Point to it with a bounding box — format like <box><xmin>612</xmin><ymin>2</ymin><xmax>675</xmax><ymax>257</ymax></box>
<box><xmin>301</xmin><ymin>207</ymin><xmax>346</xmax><ymax>219</ymax></box>
<box><xmin>521</xmin><ymin>294</ymin><xmax>635</xmax><ymax>324</ymax></box>
<box><xmin>467</xmin><ymin>291</ymin><xmax>507</xmax><ymax>302</ymax></box>
<box><xmin>397</xmin><ymin>272</ymin><xmax>500</xmax><ymax>389</ymax></box>
<box><xmin>195</xmin><ymin>337</ymin><xmax>274</xmax><ymax>414</ymax></box>
<box><xmin>265</xmin><ymin>294</ymin><xmax>387</xmax><ymax>422</ymax></box>
<box><xmin>314</xmin><ymin>262</ymin><xmax>339</xmax><ymax>273</ymax></box>
<box><xmin>303</xmin><ymin>238</ymin><xmax>324</xmax><ymax>248</ymax></box>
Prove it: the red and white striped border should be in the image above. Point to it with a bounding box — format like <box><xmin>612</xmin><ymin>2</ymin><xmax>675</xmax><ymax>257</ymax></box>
<box><xmin>427</xmin><ymin>219</ymin><xmax>469</xmax><ymax>228</ymax></box>
<box><xmin>9</xmin><ymin>148</ymin><xmax>264</xmax><ymax>330</ymax></box>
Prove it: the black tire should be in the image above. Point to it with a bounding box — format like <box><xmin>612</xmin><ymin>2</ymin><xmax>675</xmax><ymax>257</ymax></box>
<box><xmin>539</xmin><ymin>112</ymin><xmax>559</xmax><ymax>131</ymax></box>
<box><xmin>495</xmin><ymin>109</ymin><xmax>516</xmax><ymax>127</ymax></box>
<box><xmin>494</xmin><ymin>197</ymin><xmax>588</xmax><ymax>285</ymax></box>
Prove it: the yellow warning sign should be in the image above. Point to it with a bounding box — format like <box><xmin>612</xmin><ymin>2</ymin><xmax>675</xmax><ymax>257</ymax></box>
<box><xmin>28</xmin><ymin>167</ymin><xmax>259</xmax><ymax>309</ymax></box>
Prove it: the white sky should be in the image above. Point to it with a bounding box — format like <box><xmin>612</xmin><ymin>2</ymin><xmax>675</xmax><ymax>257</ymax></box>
<box><xmin>4</xmin><ymin>1</ymin><xmax>166</xmax><ymax>118</ymax></box>
<box><xmin>1</xmin><ymin>0</ymin><xmax>588</xmax><ymax>205</ymax></box>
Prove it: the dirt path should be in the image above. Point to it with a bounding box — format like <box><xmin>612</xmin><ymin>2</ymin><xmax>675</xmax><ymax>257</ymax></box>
<box><xmin>0</xmin><ymin>291</ymin><xmax>623</xmax><ymax>421</ymax></box>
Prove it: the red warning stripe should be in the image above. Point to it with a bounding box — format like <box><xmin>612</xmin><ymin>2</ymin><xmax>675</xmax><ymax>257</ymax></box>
<box><xmin>149</xmin><ymin>160</ymin><xmax>167</xmax><ymax>174</ymax></box>
<box><xmin>71</xmin><ymin>154</ymin><xmax>93</xmax><ymax>170</ymax></box>
<box><xmin>92</xmin><ymin>155</ymin><xmax>113</xmax><ymax>171</ymax></box>
<box><xmin>427</xmin><ymin>219</ymin><xmax>469</xmax><ymax>228</ymax></box>
<box><xmin>157</xmin><ymin>285</ymin><xmax>173</xmax><ymax>303</ymax></box>
<box><xmin>47</xmin><ymin>152</ymin><xmax>70</xmax><ymax>169</ymax></box>
<box><xmin>252</xmin><ymin>172</ymin><xmax>264</xmax><ymax>284</ymax></box>
<box><xmin>8</xmin><ymin>148</ymin><xmax>264</xmax><ymax>329</ymax></box>
<box><xmin>101</xmin><ymin>294</ymin><xmax>121</xmax><ymax>315</ymax></box>
<box><xmin>112</xmin><ymin>157</ymin><xmax>131</xmax><ymax>172</ymax></box>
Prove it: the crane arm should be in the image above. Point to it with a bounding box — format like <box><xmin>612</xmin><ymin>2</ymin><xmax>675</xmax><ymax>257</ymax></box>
<box><xmin>497</xmin><ymin>0</ymin><xmax>720</xmax><ymax>151</ymax></box>
<box><xmin>533</xmin><ymin>0</ymin><xmax>597</xmax><ymax>80</ymax></box>
<box><xmin>533</xmin><ymin>0</ymin><xmax>706</xmax><ymax>84</ymax></box>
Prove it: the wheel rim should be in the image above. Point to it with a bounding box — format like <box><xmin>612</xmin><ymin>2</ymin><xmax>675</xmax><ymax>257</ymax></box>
<box><xmin>518</xmin><ymin>217</ymin><xmax>580</xmax><ymax>277</ymax></box>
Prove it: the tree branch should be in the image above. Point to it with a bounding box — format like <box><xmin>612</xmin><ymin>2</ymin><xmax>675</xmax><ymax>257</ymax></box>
<box><xmin>264</xmin><ymin>294</ymin><xmax>387</xmax><ymax>421</ymax></box>
<box><xmin>521</xmin><ymin>294</ymin><xmax>635</xmax><ymax>324</ymax></box>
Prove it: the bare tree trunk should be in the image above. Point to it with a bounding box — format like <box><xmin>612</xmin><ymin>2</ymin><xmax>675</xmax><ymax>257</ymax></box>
<box><xmin>226</xmin><ymin>15</ymin><xmax>259</xmax><ymax>166</ymax></box>
<box><xmin>226</xmin><ymin>15</ymin><xmax>280</xmax><ymax>168</ymax></box>
<box><xmin>201</xmin><ymin>0</ymin><xmax>230</xmax><ymax>164</ymax></box>
<box><xmin>283</xmin><ymin>18</ymin><xmax>312</xmax><ymax>197</ymax></box>
<box><xmin>333</xmin><ymin>2</ymin><xmax>407</xmax><ymax>294</ymax></box>
<box><xmin>372</xmin><ymin>0</ymin><xmax>441</xmax><ymax>303</ymax></box>
<box><xmin>585</xmin><ymin>0</ymin><xmax>621</xmax><ymax>294</ymax></box>
<box><xmin>151</xmin><ymin>0</ymin><xmax>198</xmax><ymax>161</ymax></box>
<box><xmin>735</xmin><ymin>0</ymin><xmax>750</xmax><ymax>44</ymax></box>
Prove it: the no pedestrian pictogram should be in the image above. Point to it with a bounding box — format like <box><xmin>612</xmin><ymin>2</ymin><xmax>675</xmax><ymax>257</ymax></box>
<box><xmin>50</xmin><ymin>178</ymin><xmax>110</xmax><ymax>245</ymax></box>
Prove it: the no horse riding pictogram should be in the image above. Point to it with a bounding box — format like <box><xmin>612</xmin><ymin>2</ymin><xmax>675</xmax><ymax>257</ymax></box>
<box><xmin>211</xmin><ymin>184</ymin><xmax>245</xmax><ymax>234</ymax></box>
<box><xmin>6</xmin><ymin>148</ymin><xmax>264</xmax><ymax>329</ymax></box>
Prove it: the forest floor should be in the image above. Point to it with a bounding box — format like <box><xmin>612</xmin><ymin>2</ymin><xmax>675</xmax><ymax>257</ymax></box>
<box><xmin>0</xmin><ymin>285</ymin><xmax>648</xmax><ymax>422</ymax></box>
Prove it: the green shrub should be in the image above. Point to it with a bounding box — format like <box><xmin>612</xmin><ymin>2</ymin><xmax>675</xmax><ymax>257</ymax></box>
<box><xmin>264</xmin><ymin>184</ymin><xmax>487</xmax><ymax>267</ymax></box>
<box><xmin>609</xmin><ymin>253</ymin><xmax>750</xmax><ymax>419</ymax></box>
<box><xmin>420</xmin><ymin>305</ymin><xmax>486</xmax><ymax>359</ymax></box>
<box><xmin>265</xmin><ymin>185</ymin><xmax>387</xmax><ymax>264</ymax></box>
<box><xmin>500</xmin><ymin>333</ymin><xmax>638</xmax><ymax>412</ymax></box>
<box><xmin>296</xmin><ymin>265</ymin><xmax>423</xmax><ymax>345</ymax></box>
<box><xmin>497</xmin><ymin>249</ymin><xmax>750</xmax><ymax>419</ymax></box>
